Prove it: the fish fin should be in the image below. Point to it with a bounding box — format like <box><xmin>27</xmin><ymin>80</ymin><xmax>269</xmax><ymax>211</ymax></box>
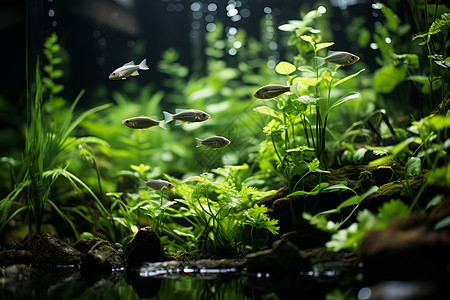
<box><xmin>163</xmin><ymin>111</ymin><xmax>173</xmax><ymax>124</ymax></box>
<box><xmin>195</xmin><ymin>138</ymin><xmax>203</xmax><ymax>147</ymax></box>
<box><xmin>131</xmin><ymin>71</ymin><xmax>139</xmax><ymax>76</ymax></box>
<box><xmin>159</xmin><ymin>121</ymin><xmax>166</xmax><ymax>130</ymax></box>
<box><xmin>139</xmin><ymin>179</ymin><xmax>147</xmax><ymax>189</ymax></box>
<box><xmin>149</xmin><ymin>116</ymin><xmax>157</xmax><ymax>119</ymax></box>
<box><xmin>139</xmin><ymin>59</ymin><xmax>149</xmax><ymax>70</ymax></box>
<box><xmin>290</xmin><ymin>83</ymin><xmax>300</xmax><ymax>96</ymax></box>
<box><xmin>315</xmin><ymin>57</ymin><xmax>325</xmax><ymax>66</ymax></box>
<box><xmin>123</xmin><ymin>60</ymin><xmax>135</xmax><ymax>66</ymax></box>
<box><xmin>175</xmin><ymin>108</ymin><xmax>186</xmax><ymax>114</ymax></box>
<box><xmin>121</xmin><ymin>77</ymin><xmax>127</xmax><ymax>80</ymax></box>
<box><xmin>175</xmin><ymin>120</ymin><xmax>184</xmax><ymax>126</ymax></box>
<box><xmin>145</xmin><ymin>127</ymin><xmax>156</xmax><ymax>131</ymax></box>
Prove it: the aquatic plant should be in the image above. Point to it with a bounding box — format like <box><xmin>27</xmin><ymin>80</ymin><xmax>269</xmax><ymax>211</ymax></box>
<box><xmin>0</xmin><ymin>50</ymin><xmax>113</xmax><ymax>242</ymax></box>
<box><xmin>129</xmin><ymin>166</ymin><xmax>279</xmax><ymax>255</ymax></box>
<box><xmin>254</xmin><ymin>7</ymin><xmax>365</xmax><ymax>179</ymax></box>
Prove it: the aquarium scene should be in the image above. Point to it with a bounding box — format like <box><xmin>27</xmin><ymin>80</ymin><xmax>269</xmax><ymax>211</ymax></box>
<box><xmin>2</xmin><ymin>0</ymin><xmax>450</xmax><ymax>299</ymax></box>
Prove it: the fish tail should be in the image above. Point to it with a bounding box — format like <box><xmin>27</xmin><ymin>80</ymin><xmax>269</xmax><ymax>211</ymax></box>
<box><xmin>163</xmin><ymin>111</ymin><xmax>173</xmax><ymax>124</ymax></box>
<box><xmin>290</xmin><ymin>83</ymin><xmax>300</xmax><ymax>96</ymax></box>
<box><xmin>159</xmin><ymin>120</ymin><xmax>166</xmax><ymax>129</ymax></box>
<box><xmin>195</xmin><ymin>138</ymin><xmax>203</xmax><ymax>148</ymax></box>
<box><xmin>139</xmin><ymin>179</ymin><xmax>147</xmax><ymax>189</ymax></box>
<box><xmin>315</xmin><ymin>56</ymin><xmax>325</xmax><ymax>66</ymax></box>
<box><xmin>139</xmin><ymin>59</ymin><xmax>149</xmax><ymax>70</ymax></box>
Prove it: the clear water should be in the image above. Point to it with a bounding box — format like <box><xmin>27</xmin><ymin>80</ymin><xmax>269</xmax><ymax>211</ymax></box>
<box><xmin>0</xmin><ymin>267</ymin><xmax>357</xmax><ymax>300</ymax></box>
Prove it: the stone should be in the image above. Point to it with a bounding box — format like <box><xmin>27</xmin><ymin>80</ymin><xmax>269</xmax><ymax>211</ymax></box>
<box><xmin>245</xmin><ymin>239</ymin><xmax>311</xmax><ymax>278</ymax></box>
<box><xmin>360</xmin><ymin>211</ymin><xmax>450</xmax><ymax>282</ymax></box>
<box><xmin>81</xmin><ymin>241</ymin><xmax>125</xmax><ymax>272</ymax></box>
<box><xmin>0</xmin><ymin>249</ymin><xmax>32</xmax><ymax>267</ymax></box>
<box><xmin>74</xmin><ymin>238</ymin><xmax>99</xmax><ymax>254</ymax></box>
<box><xmin>30</xmin><ymin>233</ymin><xmax>85</xmax><ymax>267</ymax></box>
<box><xmin>125</xmin><ymin>226</ymin><xmax>166</xmax><ymax>268</ymax></box>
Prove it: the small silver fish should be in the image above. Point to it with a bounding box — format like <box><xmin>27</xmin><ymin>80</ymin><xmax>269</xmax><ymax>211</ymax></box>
<box><xmin>163</xmin><ymin>109</ymin><xmax>210</xmax><ymax>126</ymax></box>
<box><xmin>122</xmin><ymin>116</ymin><xmax>166</xmax><ymax>131</ymax></box>
<box><xmin>109</xmin><ymin>59</ymin><xmax>149</xmax><ymax>80</ymax></box>
<box><xmin>195</xmin><ymin>135</ymin><xmax>230</xmax><ymax>150</ymax></box>
<box><xmin>252</xmin><ymin>84</ymin><xmax>297</xmax><ymax>100</ymax></box>
<box><xmin>139</xmin><ymin>179</ymin><xmax>174</xmax><ymax>190</ymax></box>
<box><xmin>318</xmin><ymin>51</ymin><xmax>360</xmax><ymax>66</ymax></box>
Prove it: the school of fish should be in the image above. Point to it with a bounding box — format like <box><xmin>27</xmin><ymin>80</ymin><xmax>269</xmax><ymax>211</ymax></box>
<box><xmin>113</xmin><ymin>51</ymin><xmax>358</xmax><ymax>189</ymax></box>
<box><xmin>112</xmin><ymin>59</ymin><xmax>231</xmax><ymax>189</ymax></box>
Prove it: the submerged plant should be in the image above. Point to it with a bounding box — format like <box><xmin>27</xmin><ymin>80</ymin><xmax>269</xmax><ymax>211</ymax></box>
<box><xmin>254</xmin><ymin>7</ymin><xmax>365</xmax><ymax>181</ymax></box>
<box><xmin>135</xmin><ymin>168</ymin><xmax>279</xmax><ymax>255</ymax></box>
<box><xmin>0</xmin><ymin>56</ymin><xmax>113</xmax><ymax>243</ymax></box>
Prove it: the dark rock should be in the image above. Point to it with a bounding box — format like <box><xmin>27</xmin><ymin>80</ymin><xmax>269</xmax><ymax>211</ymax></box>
<box><xmin>0</xmin><ymin>249</ymin><xmax>32</xmax><ymax>267</ymax></box>
<box><xmin>282</xmin><ymin>229</ymin><xmax>331</xmax><ymax>250</ymax></box>
<box><xmin>125</xmin><ymin>226</ymin><xmax>165</xmax><ymax>268</ymax></box>
<box><xmin>30</xmin><ymin>233</ymin><xmax>85</xmax><ymax>267</ymax></box>
<box><xmin>81</xmin><ymin>241</ymin><xmax>125</xmax><ymax>273</ymax></box>
<box><xmin>186</xmin><ymin>258</ymin><xmax>242</xmax><ymax>271</ymax></box>
<box><xmin>245</xmin><ymin>239</ymin><xmax>311</xmax><ymax>278</ymax></box>
<box><xmin>74</xmin><ymin>238</ymin><xmax>100</xmax><ymax>254</ymax></box>
<box><xmin>360</xmin><ymin>211</ymin><xmax>450</xmax><ymax>283</ymax></box>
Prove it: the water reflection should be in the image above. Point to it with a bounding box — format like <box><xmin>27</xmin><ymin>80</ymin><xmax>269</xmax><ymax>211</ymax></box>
<box><xmin>0</xmin><ymin>268</ymin><xmax>362</xmax><ymax>300</ymax></box>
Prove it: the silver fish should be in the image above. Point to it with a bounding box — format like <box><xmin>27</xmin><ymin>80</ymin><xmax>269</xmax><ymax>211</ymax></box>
<box><xmin>122</xmin><ymin>116</ymin><xmax>166</xmax><ymax>131</ymax></box>
<box><xmin>163</xmin><ymin>109</ymin><xmax>210</xmax><ymax>126</ymax></box>
<box><xmin>195</xmin><ymin>135</ymin><xmax>230</xmax><ymax>150</ymax></box>
<box><xmin>109</xmin><ymin>59</ymin><xmax>149</xmax><ymax>80</ymax></box>
<box><xmin>139</xmin><ymin>179</ymin><xmax>174</xmax><ymax>190</ymax></box>
<box><xmin>252</xmin><ymin>84</ymin><xmax>297</xmax><ymax>100</ymax></box>
<box><xmin>318</xmin><ymin>51</ymin><xmax>359</xmax><ymax>66</ymax></box>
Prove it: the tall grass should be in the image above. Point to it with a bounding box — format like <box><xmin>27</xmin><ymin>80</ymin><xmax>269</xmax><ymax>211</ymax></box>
<box><xmin>0</xmin><ymin>57</ymin><xmax>114</xmax><ymax>243</ymax></box>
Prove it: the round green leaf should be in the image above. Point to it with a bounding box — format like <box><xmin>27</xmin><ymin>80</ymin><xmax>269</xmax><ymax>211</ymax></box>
<box><xmin>275</xmin><ymin>61</ymin><xmax>296</xmax><ymax>75</ymax></box>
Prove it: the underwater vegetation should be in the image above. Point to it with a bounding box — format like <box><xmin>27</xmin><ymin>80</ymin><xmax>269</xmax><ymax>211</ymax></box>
<box><xmin>1</xmin><ymin>2</ymin><xmax>449</xmax><ymax>280</ymax></box>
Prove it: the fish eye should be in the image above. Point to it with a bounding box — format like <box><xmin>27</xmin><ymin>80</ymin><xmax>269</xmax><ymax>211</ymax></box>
<box><xmin>202</xmin><ymin>113</ymin><xmax>206</xmax><ymax>117</ymax></box>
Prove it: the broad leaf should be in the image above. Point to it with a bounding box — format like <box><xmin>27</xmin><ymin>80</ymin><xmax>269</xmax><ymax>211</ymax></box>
<box><xmin>253</xmin><ymin>106</ymin><xmax>283</xmax><ymax>120</ymax></box>
<box><xmin>316</xmin><ymin>42</ymin><xmax>335</xmax><ymax>50</ymax></box>
<box><xmin>275</xmin><ymin>61</ymin><xmax>296</xmax><ymax>75</ymax></box>
<box><xmin>293</xmin><ymin>76</ymin><xmax>319</xmax><ymax>86</ymax></box>
<box><xmin>300</xmin><ymin>35</ymin><xmax>313</xmax><ymax>44</ymax></box>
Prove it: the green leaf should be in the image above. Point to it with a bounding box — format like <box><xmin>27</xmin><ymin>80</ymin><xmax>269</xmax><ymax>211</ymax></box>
<box><xmin>288</xmin><ymin>182</ymin><xmax>329</xmax><ymax>197</ymax></box>
<box><xmin>106</xmin><ymin>192</ymin><xmax>123</xmax><ymax>198</ymax></box>
<box><xmin>321</xmin><ymin>184</ymin><xmax>357</xmax><ymax>194</ymax></box>
<box><xmin>425</xmin><ymin>194</ymin><xmax>444</xmax><ymax>211</ymax></box>
<box><xmin>374</xmin><ymin>64</ymin><xmax>407</xmax><ymax>93</ymax></box>
<box><xmin>300</xmin><ymin>35</ymin><xmax>313</xmax><ymax>43</ymax></box>
<box><xmin>275</xmin><ymin>61</ymin><xmax>296</xmax><ymax>75</ymax></box>
<box><xmin>253</xmin><ymin>106</ymin><xmax>283</xmax><ymax>120</ymax></box>
<box><xmin>369</xmin><ymin>154</ymin><xmax>394</xmax><ymax>166</ymax></box>
<box><xmin>405</xmin><ymin>157</ymin><xmax>421</xmax><ymax>176</ymax></box>
<box><xmin>292</xmin><ymin>76</ymin><xmax>319</xmax><ymax>86</ymax></box>
<box><xmin>278</xmin><ymin>24</ymin><xmax>297</xmax><ymax>31</ymax></box>
<box><xmin>332</xmin><ymin>68</ymin><xmax>365</xmax><ymax>88</ymax></box>
<box><xmin>380</xmin><ymin>3</ymin><xmax>399</xmax><ymax>31</ymax></box>
<box><xmin>329</xmin><ymin>92</ymin><xmax>360</xmax><ymax>111</ymax></box>
<box><xmin>434</xmin><ymin>215</ymin><xmax>450</xmax><ymax>230</ymax></box>
<box><xmin>51</xmin><ymin>84</ymin><xmax>64</xmax><ymax>94</ymax></box>
<box><xmin>50</xmin><ymin>70</ymin><xmax>64</xmax><ymax>79</ymax></box>
<box><xmin>336</xmin><ymin>185</ymin><xmax>378</xmax><ymax>211</ymax></box>
<box><xmin>316</xmin><ymin>42</ymin><xmax>335</xmax><ymax>50</ymax></box>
